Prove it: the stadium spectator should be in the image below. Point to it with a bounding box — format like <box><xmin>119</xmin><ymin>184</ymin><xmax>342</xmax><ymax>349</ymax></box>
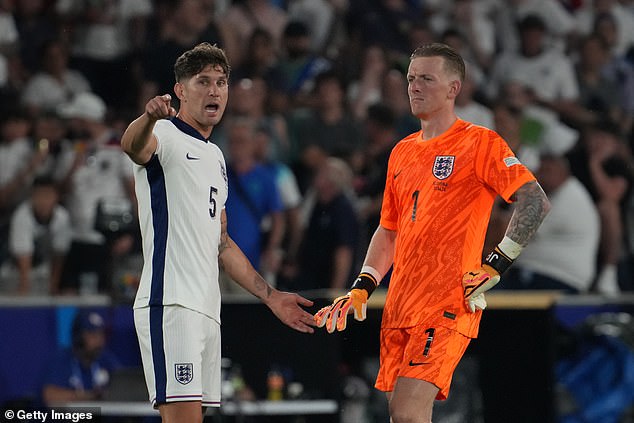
<box><xmin>287</xmin><ymin>0</ymin><xmax>344</xmax><ymax>55</ymax></box>
<box><xmin>590</xmin><ymin>13</ymin><xmax>634</xmax><ymax>136</ymax></box>
<box><xmin>499</xmin><ymin>149</ymin><xmax>601</xmax><ymax>293</ymax></box>
<box><xmin>224</xmin><ymin>116</ymin><xmax>285</xmax><ymax>283</ymax></box>
<box><xmin>353</xmin><ymin>103</ymin><xmax>398</xmax><ymax>244</ymax></box>
<box><xmin>55</xmin><ymin>0</ymin><xmax>153</xmax><ymax>109</ymax></box>
<box><xmin>345</xmin><ymin>0</ymin><xmax>423</xmax><ymax>60</ymax></box>
<box><xmin>289</xmin><ymin>70</ymin><xmax>362</xmax><ymax>192</ymax></box>
<box><xmin>20</xmin><ymin>39</ymin><xmax>91</xmax><ymax>116</ymax></box>
<box><xmin>41</xmin><ymin>310</ymin><xmax>120</xmax><ymax>405</ymax></box>
<box><xmin>56</xmin><ymin>93</ymin><xmax>136</xmax><ymax>295</ymax></box>
<box><xmin>2</xmin><ymin>176</ymin><xmax>72</xmax><ymax>295</ymax></box>
<box><xmin>568</xmin><ymin>122</ymin><xmax>634</xmax><ymax>295</ymax></box>
<box><xmin>140</xmin><ymin>0</ymin><xmax>227</xmax><ymax>112</ymax></box>
<box><xmin>496</xmin><ymin>80</ymin><xmax>579</xmax><ymax>165</ymax></box>
<box><xmin>428</xmin><ymin>0</ymin><xmax>496</xmax><ymax>72</ymax></box>
<box><xmin>225</xmin><ymin>76</ymin><xmax>291</xmax><ymax>164</ymax></box>
<box><xmin>486</xmin><ymin>14</ymin><xmax>581</xmax><ymax>119</ymax></box>
<box><xmin>13</xmin><ymin>0</ymin><xmax>59</xmax><ymax>74</ymax></box>
<box><xmin>0</xmin><ymin>110</ymin><xmax>46</xmax><ymax>267</ymax></box>
<box><xmin>30</xmin><ymin>112</ymin><xmax>76</xmax><ymax>183</ymax></box>
<box><xmin>0</xmin><ymin>1</ymin><xmax>18</xmax><ymax>55</ymax></box>
<box><xmin>219</xmin><ymin>0</ymin><xmax>288</xmax><ymax>69</ymax></box>
<box><xmin>347</xmin><ymin>45</ymin><xmax>391</xmax><ymax>121</ymax></box>
<box><xmin>271</xmin><ymin>20</ymin><xmax>331</xmax><ymax>110</ymax></box>
<box><xmin>230</xmin><ymin>28</ymin><xmax>285</xmax><ymax>94</ymax></box>
<box><xmin>492</xmin><ymin>0</ymin><xmax>575</xmax><ymax>54</ymax></box>
<box><xmin>253</xmin><ymin>123</ymin><xmax>303</xmax><ymax>285</ymax></box>
<box><xmin>573</xmin><ymin>0</ymin><xmax>634</xmax><ymax>56</ymax></box>
<box><xmin>569</xmin><ymin>33</ymin><xmax>625</xmax><ymax>131</ymax></box>
<box><xmin>491</xmin><ymin>102</ymin><xmax>541</xmax><ymax>172</ymax></box>
<box><xmin>291</xmin><ymin>157</ymin><xmax>360</xmax><ymax>291</ymax></box>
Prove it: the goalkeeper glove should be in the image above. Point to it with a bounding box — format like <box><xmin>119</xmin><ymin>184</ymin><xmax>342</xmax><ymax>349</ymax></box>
<box><xmin>462</xmin><ymin>243</ymin><xmax>517</xmax><ymax>313</ymax></box>
<box><xmin>314</xmin><ymin>272</ymin><xmax>378</xmax><ymax>333</ymax></box>
<box><xmin>468</xmin><ymin>293</ymin><xmax>488</xmax><ymax>313</ymax></box>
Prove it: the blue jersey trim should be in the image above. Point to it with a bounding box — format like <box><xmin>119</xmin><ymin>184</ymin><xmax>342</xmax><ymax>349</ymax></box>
<box><xmin>146</xmin><ymin>155</ymin><xmax>168</xmax><ymax>306</ymax></box>
<box><xmin>150</xmin><ymin>306</ymin><xmax>167</xmax><ymax>404</ymax></box>
<box><xmin>170</xmin><ymin>117</ymin><xmax>209</xmax><ymax>143</ymax></box>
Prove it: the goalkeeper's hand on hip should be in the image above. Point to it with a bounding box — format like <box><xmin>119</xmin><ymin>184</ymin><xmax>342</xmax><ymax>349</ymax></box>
<box><xmin>314</xmin><ymin>271</ymin><xmax>378</xmax><ymax>333</ymax></box>
<box><xmin>462</xmin><ymin>237</ymin><xmax>522</xmax><ymax>313</ymax></box>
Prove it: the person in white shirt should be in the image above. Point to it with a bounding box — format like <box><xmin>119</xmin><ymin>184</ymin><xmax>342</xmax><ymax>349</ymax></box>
<box><xmin>2</xmin><ymin>176</ymin><xmax>72</xmax><ymax>295</ymax></box>
<box><xmin>502</xmin><ymin>150</ymin><xmax>601</xmax><ymax>293</ymax></box>
<box><xmin>120</xmin><ymin>42</ymin><xmax>315</xmax><ymax>423</ymax></box>
<box><xmin>54</xmin><ymin>93</ymin><xmax>136</xmax><ymax>295</ymax></box>
<box><xmin>20</xmin><ymin>40</ymin><xmax>91</xmax><ymax>115</ymax></box>
<box><xmin>486</xmin><ymin>14</ymin><xmax>580</xmax><ymax>116</ymax></box>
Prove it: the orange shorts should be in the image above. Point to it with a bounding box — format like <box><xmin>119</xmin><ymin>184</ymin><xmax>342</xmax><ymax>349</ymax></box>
<box><xmin>375</xmin><ymin>324</ymin><xmax>471</xmax><ymax>400</ymax></box>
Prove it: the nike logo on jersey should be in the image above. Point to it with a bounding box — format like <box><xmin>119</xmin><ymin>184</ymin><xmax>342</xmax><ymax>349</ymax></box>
<box><xmin>408</xmin><ymin>360</ymin><xmax>430</xmax><ymax>366</ymax></box>
<box><xmin>186</xmin><ymin>153</ymin><xmax>200</xmax><ymax>160</ymax></box>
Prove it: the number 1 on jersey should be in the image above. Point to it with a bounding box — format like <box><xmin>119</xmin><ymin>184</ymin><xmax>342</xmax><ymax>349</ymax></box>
<box><xmin>411</xmin><ymin>190</ymin><xmax>420</xmax><ymax>221</ymax></box>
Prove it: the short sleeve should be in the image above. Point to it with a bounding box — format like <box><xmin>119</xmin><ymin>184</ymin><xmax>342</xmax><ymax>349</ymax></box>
<box><xmin>474</xmin><ymin>131</ymin><xmax>536</xmax><ymax>203</ymax></box>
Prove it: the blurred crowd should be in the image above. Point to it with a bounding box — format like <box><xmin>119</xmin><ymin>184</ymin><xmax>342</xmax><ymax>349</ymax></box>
<box><xmin>1</xmin><ymin>0</ymin><xmax>634</xmax><ymax>299</ymax></box>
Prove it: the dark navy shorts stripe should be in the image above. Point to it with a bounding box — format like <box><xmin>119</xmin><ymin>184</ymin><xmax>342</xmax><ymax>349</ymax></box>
<box><xmin>150</xmin><ymin>306</ymin><xmax>167</xmax><ymax>404</ymax></box>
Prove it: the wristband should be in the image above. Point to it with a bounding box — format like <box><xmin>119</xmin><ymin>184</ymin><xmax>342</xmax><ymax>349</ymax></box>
<box><xmin>351</xmin><ymin>272</ymin><xmax>378</xmax><ymax>297</ymax></box>
<box><xmin>498</xmin><ymin>236</ymin><xmax>523</xmax><ymax>259</ymax></box>
<box><xmin>483</xmin><ymin>246</ymin><xmax>514</xmax><ymax>275</ymax></box>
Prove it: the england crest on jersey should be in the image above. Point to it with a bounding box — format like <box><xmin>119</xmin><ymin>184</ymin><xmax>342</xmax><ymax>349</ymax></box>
<box><xmin>219</xmin><ymin>160</ymin><xmax>228</xmax><ymax>189</ymax></box>
<box><xmin>433</xmin><ymin>156</ymin><xmax>455</xmax><ymax>180</ymax></box>
<box><xmin>175</xmin><ymin>363</ymin><xmax>193</xmax><ymax>385</ymax></box>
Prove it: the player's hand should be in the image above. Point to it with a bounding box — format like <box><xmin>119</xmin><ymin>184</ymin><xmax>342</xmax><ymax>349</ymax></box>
<box><xmin>145</xmin><ymin>94</ymin><xmax>176</xmax><ymax>120</ymax></box>
<box><xmin>467</xmin><ymin>293</ymin><xmax>487</xmax><ymax>313</ymax></box>
<box><xmin>314</xmin><ymin>289</ymin><xmax>368</xmax><ymax>333</ymax></box>
<box><xmin>266</xmin><ymin>290</ymin><xmax>316</xmax><ymax>334</ymax></box>
<box><xmin>462</xmin><ymin>264</ymin><xmax>500</xmax><ymax>313</ymax></box>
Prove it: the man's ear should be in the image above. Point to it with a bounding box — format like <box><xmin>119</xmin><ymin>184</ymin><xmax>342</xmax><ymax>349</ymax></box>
<box><xmin>448</xmin><ymin>79</ymin><xmax>462</xmax><ymax>99</ymax></box>
<box><xmin>174</xmin><ymin>82</ymin><xmax>185</xmax><ymax>101</ymax></box>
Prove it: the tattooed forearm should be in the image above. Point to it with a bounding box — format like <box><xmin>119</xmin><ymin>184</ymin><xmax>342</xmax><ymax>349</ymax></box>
<box><xmin>252</xmin><ymin>273</ymin><xmax>273</xmax><ymax>299</ymax></box>
<box><xmin>505</xmin><ymin>181</ymin><xmax>551</xmax><ymax>246</ymax></box>
<box><xmin>219</xmin><ymin>210</ymin><xmax>229</xmax><ymax>254</ymax></box>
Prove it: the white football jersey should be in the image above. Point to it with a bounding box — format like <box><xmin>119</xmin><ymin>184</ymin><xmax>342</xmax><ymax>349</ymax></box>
<box><xmin>133</xmin><ymin>118</ymin><xmax>228</xmax><ymax>322</ymax></box>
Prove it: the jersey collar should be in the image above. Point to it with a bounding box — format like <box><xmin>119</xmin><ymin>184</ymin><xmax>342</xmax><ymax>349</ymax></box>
<box><xmin>170</xmin><ymin>116</ymin><xmax>210</xmax><ymax>143</ymax></box>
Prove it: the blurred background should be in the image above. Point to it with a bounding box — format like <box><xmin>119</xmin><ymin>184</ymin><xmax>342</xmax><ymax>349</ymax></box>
<box><xmin>1</xmin><ymin>0</ymin><xmax>634</xmax><ymax>422</ymax></box>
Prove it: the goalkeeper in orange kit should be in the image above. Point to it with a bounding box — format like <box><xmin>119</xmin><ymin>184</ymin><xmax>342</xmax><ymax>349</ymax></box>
<box><xmin>314</xmin><ymin>43</ymin><xmax>550</xmax><ymax>422</ymax></box>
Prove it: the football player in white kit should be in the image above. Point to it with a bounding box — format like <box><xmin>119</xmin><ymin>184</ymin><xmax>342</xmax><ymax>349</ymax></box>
<box><xmin>121</xmin><ymin>43</ymin><xmax>316</xmax><ymax>423</ymax></box>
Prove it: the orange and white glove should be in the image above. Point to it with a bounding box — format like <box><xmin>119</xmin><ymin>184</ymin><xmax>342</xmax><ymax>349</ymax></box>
<box><xmin>314</xmin><ymin>272</ymin><xmax>378</xmax><ymax>333</ymax></box>
<box><xmin>463</xmin><ymin>238</ymin><xmax>522</xmax><ymax>313</ymax></box>
<box><xmin>462</xmin><ymin>266</ymin><xmax>500</xmax><ymax>312</ymax></box>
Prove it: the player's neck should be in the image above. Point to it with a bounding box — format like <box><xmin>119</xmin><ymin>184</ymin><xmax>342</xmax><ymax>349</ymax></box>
<box><xmin>419</xmin><ymin>113</ymin><xmax>458</xmax><ymax>141</ymax></box>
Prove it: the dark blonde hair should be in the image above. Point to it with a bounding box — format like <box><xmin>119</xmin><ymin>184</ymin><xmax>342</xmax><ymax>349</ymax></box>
<box><xmin>174</xmin><ymin>42</ymin><xmax>231</xmax><ymax>83</ymax></box>
<box><xmin>410</xmin><ymin>43</ymin><xmax>465</xmax><ymax>82</ymax></box>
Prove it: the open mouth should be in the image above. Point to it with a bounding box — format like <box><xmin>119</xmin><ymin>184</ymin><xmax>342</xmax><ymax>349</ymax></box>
<box><xmin>205</xmin><ymin>103</ymin><xmax>219</xmax><ymax>113</ymax></box>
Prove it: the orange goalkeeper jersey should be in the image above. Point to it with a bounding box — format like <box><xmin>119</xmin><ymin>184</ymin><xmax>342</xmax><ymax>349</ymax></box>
<box><xmin>379</xmin><ymin>119</ymin><xmax>535</xmax><ymax>337</ymax></box>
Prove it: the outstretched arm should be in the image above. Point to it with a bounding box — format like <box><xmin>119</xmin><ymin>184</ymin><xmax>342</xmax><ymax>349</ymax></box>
<box><xmin>121</xmin><ymin>94</ymin><xmax>176</xmax><ymax>165</ymax></box>
<box><xmin>314</xmin><ymin>225</ymin><xmax>396</xmax><ymax>333</ymax></box>
<box><xmin>361</xmin><ymin>225</ymin><xmax>397</xmax><ymax>278</ymax></box>
<box><xmin>218</xmin><ymin>210</ymin><xmax>315</xmax><ymax>333</ymax></box>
